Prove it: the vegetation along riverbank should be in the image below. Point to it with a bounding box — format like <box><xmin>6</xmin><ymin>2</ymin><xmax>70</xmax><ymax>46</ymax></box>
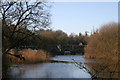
<box><xmin>3</xmin><ymin>49</ymin><xmax>50</xmax><ymax>64</ymax></box>
<box><xmin>84</xmin><ymin>22</ymin><xmax>118</xmax><ymax>61</ymax></box>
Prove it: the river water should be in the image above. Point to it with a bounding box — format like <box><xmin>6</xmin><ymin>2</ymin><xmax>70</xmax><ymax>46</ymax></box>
<box><xmin>7</xmin><ymin>55</ymin><xmax>96</xmax><ymax>78</ymax></box>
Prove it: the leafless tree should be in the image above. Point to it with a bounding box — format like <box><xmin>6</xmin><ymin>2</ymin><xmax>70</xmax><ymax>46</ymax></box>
<box><xmin>0</xmin><ymin>0</ymin><xmax>51</xmax><ymax>53</ymax></box>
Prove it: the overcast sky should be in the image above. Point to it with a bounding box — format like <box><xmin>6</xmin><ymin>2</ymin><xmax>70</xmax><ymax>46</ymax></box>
<box><xmin>50</xmin><ymin>2</ymin><xmax>118</xmax><ymax>35</ymax></box>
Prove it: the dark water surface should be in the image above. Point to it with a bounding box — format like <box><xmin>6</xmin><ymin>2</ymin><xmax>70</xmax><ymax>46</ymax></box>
<box><xmin>6</xmin><ymin>55</ymin><xmax>97</xmax><ymax>78</ymax></box>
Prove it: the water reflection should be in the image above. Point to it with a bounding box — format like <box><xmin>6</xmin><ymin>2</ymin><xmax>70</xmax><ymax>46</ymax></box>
<box><xmin>8</xmin><ymin>63</ymin><xmax>91</xmax><ymax>78</ymax></box>
<box><xmin>85</xmin><ymin>62</ymin><xmax>118</xmax><ymax>78</ymax></box>
<box><xmin>51</xmin><ymin>55</ymin><xmax>96</xmax><ymax>63</ymax></box>
<box><xmin>7</xmin><ymin>55</ymin><xmax>91</xmax><ymax>78</ymax></box>
<box><xmin>5</xmin><ymin>55</ymin><xmax>118</xmax><ymax>78</ymax></box>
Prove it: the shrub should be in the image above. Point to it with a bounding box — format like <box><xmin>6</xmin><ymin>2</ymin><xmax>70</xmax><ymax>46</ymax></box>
<box><xmin>84</xmin><ymin>22</ymin><xmax>118</xmax><ymax>60</ymax></box>
<box><xmin>3</xmin><ymin>49</ymin><xmax>50</xmax><ymax>64</ymax></box>
<box><xmin>18</xmin><ymin>49</ymin><xmax>50</xmax><ymax>63</ymax></box>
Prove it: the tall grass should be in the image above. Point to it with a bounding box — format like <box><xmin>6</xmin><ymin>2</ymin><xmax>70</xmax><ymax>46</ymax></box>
<box><xmin>84</xmin><ymin>22</ymin><xmax>118</xmax><ymax>60</ymax></box>
<box><xmin>3</xmin><ymin>49</ymin><xmax>50</xmax><ymax>64</ymax></box>
<box><xmin>19</xmin><ymin>49</ymin><xmax>50</xmax><ymax>63</ymax></box>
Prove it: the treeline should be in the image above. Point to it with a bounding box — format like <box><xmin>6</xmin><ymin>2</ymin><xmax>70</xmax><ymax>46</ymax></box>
<box><xmin>3</xmin><ymin>24</ymin><xmax>89</xmax><ymax>55</ymax></box>
<box><xmin>3</xmin><ymin>25</ymin><xmax>34</xmax><ymax>52</ymax></box>
<box><xmin>35</xmin><ymin>29</ymin><xmax>88</xmax><ymax>50</ymax></box>
<box><xmin>1</xmin><ymin>2</ymin><xmax>88</xmax><ymax>56</ymax></box>
<box><xmin>84</xmin><ymin>22</ymin><xmax>118</xmax><ymax>60</ymax></box>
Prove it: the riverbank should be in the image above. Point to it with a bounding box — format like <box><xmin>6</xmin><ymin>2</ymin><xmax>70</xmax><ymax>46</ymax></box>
<box><xmin>3</xmin><ymin>55</ymin><xmax>91</xmax><ymax>78</ymax></box>
<box><xmin>84</xmin><ymin>53</ymin><xmax>118</xmax><ymax>61</ymax></box>
<box><xmin>3</xmin><ymin>49</ymin><xmax>51</xmax><ymax>64</ymax></box>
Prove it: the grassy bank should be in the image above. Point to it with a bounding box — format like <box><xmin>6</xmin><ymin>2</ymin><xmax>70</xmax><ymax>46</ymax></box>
<box><xmin>3</xmin><ymin>49</ymin><xmax>51</xmax><ymax>64</ymax></box>
<box><xmin>84</xmin><ymin>22</ymin><xmax>118</xmax><ymax>60</ymax></box>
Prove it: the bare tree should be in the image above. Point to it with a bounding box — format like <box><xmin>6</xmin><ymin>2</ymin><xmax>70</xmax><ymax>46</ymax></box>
<box><xmin>0</xmin><ymin>1</ymin><xmax>51</xmax><ymax>53</ymax></box>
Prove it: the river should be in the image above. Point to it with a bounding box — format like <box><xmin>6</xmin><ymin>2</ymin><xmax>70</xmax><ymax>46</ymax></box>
<box><xmin>6</xmin><ymin>55</ymin><xmax>97</xmax><ymax>78</ymax></box>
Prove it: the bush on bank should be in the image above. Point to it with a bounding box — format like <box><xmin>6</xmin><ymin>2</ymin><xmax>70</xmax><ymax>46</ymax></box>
<box><xmin>84</xmin><ymin>22</ymin><xmax>118</xmax><ymax>60</ymax></box>
<box><xmin>3</xmin><ymin>49</ymin><xmax>50</xmax><ymax>64</ymax></box>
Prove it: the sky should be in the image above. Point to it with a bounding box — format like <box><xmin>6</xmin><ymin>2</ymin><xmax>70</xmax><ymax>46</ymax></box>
<box><xmin>50</xmin><ymin>2</ymin><xmax>118</xmax><ymax>35</ymax></box>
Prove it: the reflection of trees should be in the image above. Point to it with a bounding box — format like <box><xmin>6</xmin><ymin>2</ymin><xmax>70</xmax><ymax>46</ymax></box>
<box><xmin>73</xmin><ymin>59</ymin><xmax>118</xmax><ymax>79</ymax></box>
<box><xmin>86</xmin><ymin>62</ymin><xmax>118</xmax><ymax>78</ymax></box>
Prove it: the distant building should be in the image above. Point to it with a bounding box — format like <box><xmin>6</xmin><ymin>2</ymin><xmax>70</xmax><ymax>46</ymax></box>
<box><xmin>60</xmin><ymin>44</ymin><xmax>84</xmax><ymax>55</ymax></box>
<box><xmin>19</xmin><ymin>44</ymin><xmax>85</xmax><ymax>55</ymax></box>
